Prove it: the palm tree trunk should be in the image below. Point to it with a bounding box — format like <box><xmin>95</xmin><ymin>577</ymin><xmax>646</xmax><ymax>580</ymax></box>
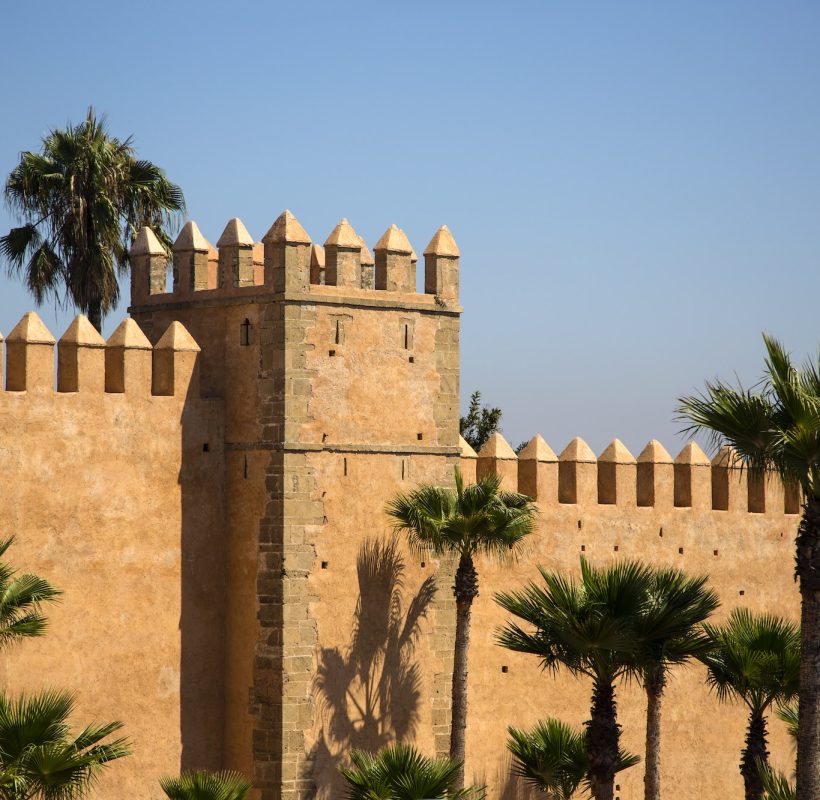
<box><xmin>796</xmin><ymin>497</ymin><xmax>820</xmax><ymax>800</ymax></box>
<box><xmin>740</xmin><ymin>712</ymin><xmax>769</xmax><ymax>800</ymax></box>
<box><xmin>87</xmin><ymin>301</ymin><xmax>103</xmax><ymax>333</ymax></box>
<box><xmin>586</xmin><ymin>679</ymin><xmax>620</xmax><ymax>800</ymax></box>
<box><xmin>643</xmin><ymin>666</ymin><xmax>665</xmax><ymax>800</ymax></box>
<box><xmin>450</xmin><ymin>551</ymin><xmax>477</xmax><ymax>790</ymax></box>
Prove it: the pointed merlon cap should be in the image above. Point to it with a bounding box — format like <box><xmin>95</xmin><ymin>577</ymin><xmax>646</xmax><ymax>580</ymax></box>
<box><xmin>310</xmin><ymin>243</ymin><xmax>325</xmax><ymax>268</ymax></box>
<box><xmin>459</xmin><ymin>435</ymin><xmax>478</xmax><ymax>458</ymax></box>
<box><xmin>217</xmin><ymin>217</ymin><xmax>254</xmax><ymax>248</ymax></box>
<box><xmin>7</xmin><ymin>311</ymin><xmax>56</xmax><ymax>345</ymax></box>
<box><xmin>518</xmin><ymin>434</ymin><xmax>558</xmax><ymax>462</ymax></box>
<box><xmin>599</xmin><ymin>438</ymin><xmax>636</xmax><ymax>464</ymax></box>
<box><xmin>478</xmin><ymin>432</ymin><xmax>517</xmax><ymax>460</ymax></box>
<box><xmin>675</xmin><ymin>442</ymin><xmax>711</xmax><ymax>465</ymax></box>
<box><xmin>375</xmin><ymin>224</ymin><xmax>413</xmax><ymax>254</ymax></box>
<box><xmin>712</xmin><ymin>445</ymin><xmax>740</xmax><ymax>467</ymax></box>
<box><xmin>324</xmin><ymin>218</ymin><xmax>361</xmax><ymax>249</ymax></box>
<box><xmin>262</xmin><ymin>210</ymin><xmax>311</xmax><ymax>244</ymax></box>
<box><xmin>410</xmin><ymin>247</ymin><xmax>417</xmax><ymax>262</ymax></box>
<box><xmin>173</xmin><ymin>221</ymin><xmax>211</xmax><ymax>253</ymax></box>
<box><xmin>106</xmin><ymin>318</ymin><xmax>152</xmax><ymax>350</ymax></box>
<box><xmin>423</xmin><ymin>225</ymin><xmax>460</xmax><ymax>257</ymax></box>
<box><xmin>131</xmin><ymin>226</ymin><xmax>165</xmax><ymax>256</ymax></box>
<box><xmin>155</xmin><ymin>321</ymin><xmax>200</xmax><ymax>352</ymax></box>
<box><xmin>359</xmin><ymin>237</ymin><xmax>375</xmax><ymax>266</ymax></box>
<box><xmin>637</xmin><ymin>439</ymin><xmax>673</xmax><ymax>464</ymax></box>
<box><xmin>559</xmin><ymin>437</ymin><xmax>596</xmax><ymax>463</ymax></box>
<box><xmin>59</xmin><ymin>315</ymin><xmax>105</xmax><ymax>348</ymax></box>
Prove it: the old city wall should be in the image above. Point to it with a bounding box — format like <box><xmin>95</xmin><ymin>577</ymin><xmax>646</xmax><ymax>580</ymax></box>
<box><xmin>458</xmin><ymin>434</ymin><xmax>801</xmax><ymax>799</ymax></box>
<box><xmin>0</xmin><ymin>312</ymin><xmax>226</xmax><ymax>800</ymax></box>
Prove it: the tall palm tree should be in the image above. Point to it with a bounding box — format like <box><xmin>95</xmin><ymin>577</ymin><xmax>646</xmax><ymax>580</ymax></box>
<box><xmin>387</xmin><ymin>468</ymin><xmax>537</xmax><ymax>789</ymax></box>
<box><xmin>0</xmin><ymin>690</ymin><xmax>130</xmax><ymax>800</ymax></box>
<box><xmin>506</xmin><ymin>717</ymin><xmax>639</xmax><ymax>800</ymax></box>
<box><xmin>338</xmin><ymin>743</ymin><xmax>483</xmax><ymax>800</ymax></box>
<box><xmin>160</xmin><ymin>771</ymin><xmax>250</xmax><ymax>800</ymax></box>
<box><xmin>635</xmin><ymin>568</ymin><xmax>720</xmax><ymax>800</ymax></box>
<box><xmin>760</xmin><ymin>703</ymin><xmax>800</xmax><ymax>800</ymax></box>
<box><xmin>1</xmin><ymin>107</ymin><xmax>184</xmax><ymax>331</ymax></box>
<box><xmin>0</xmin><ymin>538</ymin><xmax>60</xmax><ymax>649</ymax></box>
<box><xmin>495</xmin><ymin>558</ymin><xmax>651</xmax><ymax>800</ymax></box>
<box><xmin>678</xmin><ymin>334</ymin><xmax>820</xmax><ymax>800</ymax></box>
<box><xmin>702</xmin><ymin>608</ymin><xmax>800</xmax><ymax>800</ymax></box>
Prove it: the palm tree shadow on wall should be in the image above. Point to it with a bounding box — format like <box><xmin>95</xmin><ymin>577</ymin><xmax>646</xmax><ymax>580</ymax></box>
<box><xmin>311</xmin><ymin>537</ymin><xmax>436</xmax><ymax>798</ymax></box>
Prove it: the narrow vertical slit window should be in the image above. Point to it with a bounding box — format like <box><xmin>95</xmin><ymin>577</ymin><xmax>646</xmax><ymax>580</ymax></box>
<box><xmin>335</xmin><ymin>320</ymin><xmax>341</xmax><ymax>345</ymax></box>
<box><xmin>240</xmin><ymin>318</ymin><xmax>251</xmax><ymax>346</ymax></box>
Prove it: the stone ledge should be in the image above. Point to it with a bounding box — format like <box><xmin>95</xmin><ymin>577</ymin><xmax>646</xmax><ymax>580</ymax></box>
<box><xmin>225</xmin><ymin>441</ymin><xmax>461</xmax><ymax>456</ymax></box>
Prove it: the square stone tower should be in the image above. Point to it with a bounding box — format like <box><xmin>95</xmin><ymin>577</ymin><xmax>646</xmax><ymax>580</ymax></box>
<box><xmin>129</xmin><ymin>211</ymin><xmax>462</xmax><ymax>799</ymax></box>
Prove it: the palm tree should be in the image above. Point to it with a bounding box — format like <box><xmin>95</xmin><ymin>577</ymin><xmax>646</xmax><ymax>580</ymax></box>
<box><xmin>702</xmin><ymin>608</ymin><xmax>800</xmax><ymax>800</ymax></box>
<box><xmin>507</xmin><ymin>717</ymin><xmax>639</xmax><ymax>800</ymax></box>
<box><xmin>635</xmin><ymin>568</ymin><xmax>720</xmax><ymax>800</ymax></box>
<box><xmin>387</xmin><ymin>468</ymin><xmax>537</xmax><ymax>789</ymax></box>
<box><xmin>338</xmin><ymin>743</ymin><xmax>483</xmax><ymax>800</ymax></box>
<box><xmin>160</xmin><ymin>771</ymin><xmax>250</xmax><ymax>800</ymax></box>
<box><xmin>677</xmin><ymin>334</ymin><xmax>820</xmax><ymax>800</ymax></box>
<box><xmin>495</xmin><ymin>558</ymin><xmax>650</xmax><ymax>800</ymax></box>
<box><xmin>760</xmin><ymin>704</ymin><xmax>799</xmax><ymax>800</ymax></box>
<box><xmin>0</xmin><ymin>537</ymin><xmax>60</xmax><ymax>648</ymax></box>
<box><xmin>0</xmin><ymin>690</ymin><xmax>130</xmax><ymax>800</ymax></box>
<box><xmin>1</xmin><ymin>107</ymin><xmax>184</xmax><ymax>331</ymax></box>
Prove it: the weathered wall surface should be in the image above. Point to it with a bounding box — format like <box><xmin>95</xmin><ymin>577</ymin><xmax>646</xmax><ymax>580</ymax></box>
<box><xmin>0</xmin><ymin>315</ymin><xmax>226</xmax><ymax>800</ymax></box>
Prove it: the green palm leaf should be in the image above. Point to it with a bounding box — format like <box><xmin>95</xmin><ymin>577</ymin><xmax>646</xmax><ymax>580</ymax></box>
<box><xmin>159</xmin><ymin>771</ymin><xmax>251</xmax><ymax>800</ymax></box>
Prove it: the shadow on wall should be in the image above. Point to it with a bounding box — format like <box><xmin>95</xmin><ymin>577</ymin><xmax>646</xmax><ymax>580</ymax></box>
<box><xmin>311</xmin><ymin>537</ymin><xmax>436</xmax><ymax>799</ymax></box>
<box><xmin>179</xmin><ymin>389</ymin><xmax>227</xmax><ymax>771</ymax></box>
<box><xmin>481</xmin><ymin>756</ymin><xmax>539</xmax><ymax>800</ymax></box>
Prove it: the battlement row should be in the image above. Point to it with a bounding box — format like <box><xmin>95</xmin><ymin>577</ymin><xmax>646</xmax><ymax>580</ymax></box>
<box><xmin>130</xmin><ymin>211</ymin><xmax>460</xmax><ymax>307</ymax></box>
<box><xmin>0</xmin><ymin>312</ymin><xmax>200</xmax><ymax>398</ymax></box>
<box><xmin>463</xmin><ymin>432</ymin><xmax>801</xmax><ymax>516</ymax></box>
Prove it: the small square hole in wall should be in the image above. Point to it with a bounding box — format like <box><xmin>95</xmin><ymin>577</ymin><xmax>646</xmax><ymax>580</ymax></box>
<box><xmin>613</xmin><ymin>545</ymin><xmax>619</xmax><ymax>552</ymax></box>
<box><xmin>580</xmin><ymin>544</ymin><xmax>586</xmax><ymax>552</ymax></box>
<box><xmin>408</xmin><ymin>356</ymin><xmax>415</xmax><ymax>363</ymax></box>
<box><xmin>659</xmin><ymin>527</ymin><xmax>664</xmax><ymax>537</ymax></box>
<box><xmin>501</xmin><ymin>665</ymin><xmax>509</xmax><ymax>674</ymax></box>
<box><xmin>739</xmin><ymin>589</ymin><xmax>745</xmax><ymax>596</ymax></box>
<box><xmin>329</xmin><ymin>350</ymin><xmax>336</xmax><ymax>357</ymax></box>
<box><xmin>678</xmin><ymin>547</ymin><xmax>684</xmax><ymax>554</ymax></box>
<box><xmin>714</xmin><ymin>549</ymin><xmax>719</xmax><ymax>556</ymax></box>
<box><xmin>577</xmin><ymin>520</ymin><xmax>583</xmax><ymax>530</ymax></box>
<box><xmin>420</xmin><ymin>561</ymin><xmax>426</xmax><ymax>568</ymax></box>
<box><xmin>615</xmin><ymin>787</ymin><xmax>620</xmax><ymax>792</ymax></box>
<box><xmin>417</xmin><ymin>433</ymin><xmax>423</xmax><ymax>441</ymax></box>
<box><xmin>203</xmin><ymin>443</ymin><xmax>210</xmax><ymax>452</ymax></box>
<box><xmin>321</xmin><ymin>561</ymin><xmax>328</xmax><ymax>570</ymax></box>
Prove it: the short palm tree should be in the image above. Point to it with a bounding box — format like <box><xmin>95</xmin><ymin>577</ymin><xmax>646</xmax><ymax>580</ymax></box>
<box><xmin>0</xmin><ymin>537</ymin><xmax>60</xmax><ymax>649</ymax></box>
<box><xmin>387</xmin><ymin>468</ymin><xmax>537</xmax><ymax>789</ymax></box>
<box><xmin>495</xmin><ymin>558</ymin><xmax>650</xmax><ymax>800</ymax></box>
<box><xmin>507</xmin><ymin>717</ymin><xmax>639</xmax><ymax>800</ymax></box>
<box><xmin>702</xmin><ymin>608</ymin><xmax>800</xmax><ymax>800</ymax></box>
<box><xmin>0</xmin><ymin>690</ymin><xmax>130</xmax><ymax>800</ymax></box>
<box><xmin>760</xmin><ymin>703</ymin><xmax>799</xmax><ymax>800</ymax></box>
<box><xmin>678</xmin><ymin>334</ymin><xmax>820</xmax><ymax>800</ymax></box>
<box><xmin>338</xmin><ymin>743</ymin><xmax>483</xmax><ymax>800</ymax></box>
<box><xmin>159</xmin><ymin>771</ymin><xmax>250</xmax><ymax>800</ymax></box>
<box><xmin>634</xmin><ymin>568</ymin><xmax>719</xmax><ymax>800</ymax></box>
<box><xmin>1</xmin><ymin>107</ymin><xmax>184</xmax><ymax>331</ymax></box>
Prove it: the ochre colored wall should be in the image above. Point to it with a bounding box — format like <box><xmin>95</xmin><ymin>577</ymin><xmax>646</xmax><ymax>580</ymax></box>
<box><xmin>0</xmin><ymin>322</ymin><xmax>225</xmax><ymax>800</ymax></box>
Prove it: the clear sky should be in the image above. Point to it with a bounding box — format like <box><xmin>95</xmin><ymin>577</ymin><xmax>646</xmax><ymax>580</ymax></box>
<box><xmin>1</xmin><ymin>1</ymin><xmax>818</xmax><ymax>457</ymax></box>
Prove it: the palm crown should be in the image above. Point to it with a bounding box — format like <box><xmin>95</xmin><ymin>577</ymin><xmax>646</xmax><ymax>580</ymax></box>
<box><xmin>386</xmin><ymin>468</ymin><xmax>536</xmax><ymax>560</ymax></box>
<box><xmin>1</xmin><ymin>107</ymin><xmax>184</xmax><ymax>330</ymax></box>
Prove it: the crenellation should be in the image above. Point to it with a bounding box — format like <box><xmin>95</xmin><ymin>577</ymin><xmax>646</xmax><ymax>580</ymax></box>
<box><xmin>517</xmin><ymin>434</ymin><xmax>558</xmax><ymax>503</ymax></box>
<box><xmin>217</xmin><ymin>218</ymin><xmax>255</xmax><ymax>289</ymax></box>
<box><xmin>152</xmin><ymin>321</ymin><xmax>201</xmax><ymax>397</ymax></box>
<box><xmin>597</xmin><ymin>438</ymin><xmax>637</xmax><ymax>506</ymax></box>
<box><xmin>374</xmin><ymin>224</ymin><xmax>415</xmax><ymax>292</ymax></box>
<box><xmin>558</xmin><ymin>437</ymin><xmax>597</xmax><ymax>504</ymax></box>
<box><xmin>131</xmin><ymin>226</ymin><xmax>168</xmax><ymax>302</ymax></box>
<box><xmin>711</xmin><ymin>446</ymin><xmax>747</xmax><ymax>512</ymax></box>
<box><xmin>637</xmin><ymin>439</ymin><xmax>674</xmax><ymax>508</ymax></box>
<box><xmin>476</xmin><ymin>432</ymin><xmax>518</xmax><ymax>490</ymax></box>
<box><xmin>5</xmin><ymin>311</ymin><xmax>56</xmax><ymax>392</ymax></box>
<box><xmin>424</xmin><ymin>225</ymin><xmax>459</xmax><ymax>301</ymax></box>
<box><xmin>673</xmin><ymin>442</ymin><xmax>711</xmax><ymax>510</ymax></box>
<box><xmin>57</xmin><ymin>315</ymin><xmax>106</xmax><ymax>393</ymax></box>
<box><xmin>324</xmin><ymin>218</ymin><xmax>361</xmax><ymax>288</ymax></box>
<box><xmin>262</xmin><ymin>211</ymin><xmax>312</xmax><ymax>294</ymax></box>
<box><xmin>173</xmin><ymin>221</ymin><xmax>212</xmax><ymax>294</ymax></box>
<box><xmin>105</xmin><ymin>318</ymin><xmax>154</xmax><ymax>394</ymax></box>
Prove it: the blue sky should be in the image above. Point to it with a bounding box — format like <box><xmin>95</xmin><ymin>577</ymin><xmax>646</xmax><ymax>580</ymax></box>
<box><xmin>1</xmin><ymin>1</ymin><xmax>818</xmax><ymax>455</ymax></box>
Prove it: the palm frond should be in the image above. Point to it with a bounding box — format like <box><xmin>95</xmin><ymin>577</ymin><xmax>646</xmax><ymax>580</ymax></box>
<box><xmin>160</xmin><ymin>771</ymin><xmax>251</xmax><ymax>800</ymax></box>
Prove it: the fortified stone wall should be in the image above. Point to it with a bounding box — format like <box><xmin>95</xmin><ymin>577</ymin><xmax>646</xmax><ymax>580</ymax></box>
<box><xmin>0</xmin><ymin>206</ymin><xmax>803</xmax><ymax>800</ymax></box>
<box><xmin>0</xmin><ymin>312</ymin><xmax>226</xmax><ymax>799</ymax></box>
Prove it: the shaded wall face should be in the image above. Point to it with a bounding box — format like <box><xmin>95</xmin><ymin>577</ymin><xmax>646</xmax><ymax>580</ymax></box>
<box><xmin>0</xmin><ymin>373</ymin><xmax>225</xmax><ymax>800</ymax></box>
